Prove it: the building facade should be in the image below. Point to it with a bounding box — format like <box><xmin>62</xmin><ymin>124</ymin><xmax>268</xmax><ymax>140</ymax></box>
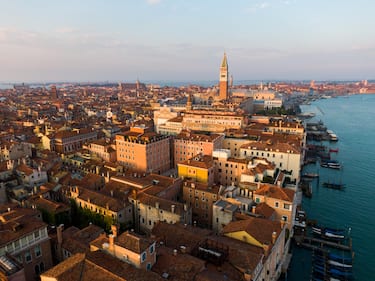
<box><xmin>177</xmin><ymin>154</ymin><xmax>215</xmax><ymax>186</ymax></box>
<box><xmin>182</xmin><ymin>180</ymin><xmax>220</xmax><ymax>228</ymax></box>
<box><xmin>116</xmin><ymin>127</ymin><xmax>171</xmax><ymax>174</ymax></box>
<box><xmin>86</xmin><ymin>139</ymin><xmax>117</xmax><ymax>163</ymax></box>
<box><xmin>53</xmin><ymin>129</ymin><xmax>98</xmax><ymax>154</ymax></box>
<box><xmin>0</xmin><ymin>207</ymin><xmax>53</xmax><ymax>281</ymax></box>
<box><xmin>174</xmin><ymin>131</ymin><xmax>224</xmax><ymax>167</ymax></box>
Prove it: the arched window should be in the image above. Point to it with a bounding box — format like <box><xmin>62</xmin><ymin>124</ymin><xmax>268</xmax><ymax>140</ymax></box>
<box><xmin>40</xmin><ymin>262</ymin><xmax>45</xmax><ymax>272</ymax></box>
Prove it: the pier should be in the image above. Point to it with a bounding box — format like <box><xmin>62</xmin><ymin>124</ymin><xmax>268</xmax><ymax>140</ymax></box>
<box><xmin>294</xmin><ymin>235</ymin><xmax>352</xmax><ymax>252</ymax></box>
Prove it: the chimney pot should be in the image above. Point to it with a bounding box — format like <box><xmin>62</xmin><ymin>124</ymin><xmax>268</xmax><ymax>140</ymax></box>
<box><xmin>109</xmin><ymin>234</ymin><xmax>115</xmax><ymax>246</ymax></box>
<box><xmin>272</xmin><ymin>231</ymin><xmax>277</xmax><ymax>244</ymax></box>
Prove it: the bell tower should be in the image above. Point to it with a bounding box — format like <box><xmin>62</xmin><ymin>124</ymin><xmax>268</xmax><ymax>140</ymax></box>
<box><xmin>219</xmin><ymin>53</ymin><xmax>229</xmax><ymax>100</ymax></box>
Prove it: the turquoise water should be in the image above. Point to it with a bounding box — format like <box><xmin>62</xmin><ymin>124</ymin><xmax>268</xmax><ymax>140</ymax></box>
<box><xmin>288</xmin><ymin>94</ymin><xmax>375</xmax><ymax>280</ymax></box>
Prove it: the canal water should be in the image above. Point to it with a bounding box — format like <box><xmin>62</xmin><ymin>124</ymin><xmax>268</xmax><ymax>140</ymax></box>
<box><xmin>288</xmin><ymin>94</ymin><xmax>375</xmax><ymax>280</ymax></box>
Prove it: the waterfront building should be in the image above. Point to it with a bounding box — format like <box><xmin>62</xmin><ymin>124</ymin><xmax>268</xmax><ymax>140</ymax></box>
<box><xmin>116</xmin><ymin>126</ymin><xmax>171</xmax><ymax>174</ymax></box>
<box><xmin>152</xmin><ymin>221</ymin><xmax>265</xmax><ymax>281</ymax></box>
<box><xmin>253</xmin><ymin>184</ymin><xmax>297</xmax><ymax>230</ymax></box>
<box><xmin>222</xmin><ymin>217</ymin><xmax>286</xmax><ymax>281</ymax></box>
<box><xmin>240</xmin><ymin>141</ymin><xmax>302</xmax><ymax>182</ymax></box>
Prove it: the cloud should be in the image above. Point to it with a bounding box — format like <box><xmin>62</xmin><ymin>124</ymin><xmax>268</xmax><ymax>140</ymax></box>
<box><xmin>245</xmin><ymin>2</ymin><xmax>271</xmax><ymax>13</ymax></box>
<box><xmin>281</xmin><ymin>0</ymin><xmax>296</xmax><ymax>5</ymax></box>
<box><xmin>55</xmin><ymin>27</ymin><xmax>77</xmax><ymax>34</ymax></box>
<box><xmin>147</xmin><ymin>0</ymin><xmax>161</xmax><ymax>5</ymax></box>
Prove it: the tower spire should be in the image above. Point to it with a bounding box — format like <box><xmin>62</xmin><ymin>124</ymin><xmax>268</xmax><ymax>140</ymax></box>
<box><xmin>219</xmin><ymin>52</ymin><xmax>229</xmax><ymax>100</ymax></box>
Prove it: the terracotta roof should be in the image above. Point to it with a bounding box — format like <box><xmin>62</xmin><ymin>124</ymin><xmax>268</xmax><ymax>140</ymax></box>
<box><xmin>152</xmin><ymin>246</ymin><xmax>205</xmax><ymax>281</ymax></box>
<box><xmin>240</xmin><ymin>141</ymin><xmax>300</xmax><ymax>154</ymax></box>
<box><xmin>254</xmin><ymin>184</ymin><xmax>295</xmax><ymax>202</ymax></box>
<box><xmin>75</xmin><ymin>186</ymin><xmax>126</xmax><ymax>212</ymax></box>
<box><xmin>178</xmin><ymin>155</ymin><xmax>213</xmax><ymax>169</ymax></box>
<box><xmin>28</xmin><ymin>196</ymin><xmax>70</xmax><ymax>214</ymax></box>
<box><xmin>255</xmin><ymin>202</ymin><xmax>275</xmax><ymax>219</ymax></box>
<box><xmin>204</xmin><ymin>236</ymin><xmax>264</xmax><ymax>276</ymax></box>
<box><xmin>111</xmin><ymin>173</ymin><xmax>177</xmax><ymax>190</ymax></box>
<box><xmin>116</xmin><ymin>231</ymin><xmax>154</xmax><ymax>254</ymax></box>
<box><xmin>136</xmin><ymin>193</ymin><xmax>186</xmax><ymax>216</ymax></box>
<box><xmin>62</xmin><ymin>224</ymin><xmax>104</xmax><ymax>255</ymax></box>
<box><xmin>0</xmin><ymin>207</ymin><xmax>47</xmax><ymax>247</ymax></box>
<box><xmin>152</xmin><ymin>222</ymin><xmax>213</xmax><ymax>254</ymax></box>
<box><xmin>167</xmin><ymin>116</ymin><xmax>183</xmax><ymax>123</ymax></box>
<box><xmin>183</xmin><ymin>181</ymin><xmax>220</xmax><ymax>194</ymax></box>
<box><xmin>175</xmin><ymin>131</ymin><xmax>222</xmax><ymax>142</ymax></box>
<box><xmin>15</xmin><ymin>163</ymin><xmax>34</xmax><ymax>176</ymax></box>
<box><xmin>222</xmin><ymin>217</ymin><xmax>282</xmax><ymax>246</ymax></box>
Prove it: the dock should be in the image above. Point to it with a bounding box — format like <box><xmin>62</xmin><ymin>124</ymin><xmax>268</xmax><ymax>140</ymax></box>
<box><xmin>294</xmin><ymin>235</ymin><xmax>352</xmax><ymax>252</ymax></box>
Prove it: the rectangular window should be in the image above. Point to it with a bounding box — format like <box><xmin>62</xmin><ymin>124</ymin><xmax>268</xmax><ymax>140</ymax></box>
<box><xmin>284</xmin><ymin>203</ymin><xmax>291</xmax><ymax>210</ymax></box>
<box><xmin>275</xmin><ymin>202</ymin><xmax>279</xmax><ymax>208</ymax></box>
<box><xmin>25</xmin><ymin>250</ymin><xmax>32</xmax><ymax>263</ymax></box>
<box><xmin>35</xmin><ymin>245</ymin><xmax>42</xmax><ymax>257</ymax></box>
<box><xmin>141</xmin><ymin>252</ymin><xmax>147</xmax><ymax>262</ymax></box>
<box><xmin>14</xmin><ymin>240</ymin><xmax>20</xmax><ymax>251</ymax></box>
<box><xmin>34</xmin><ymin>230</ymin><xmax>40</xmax><ymax>240</ymax></box>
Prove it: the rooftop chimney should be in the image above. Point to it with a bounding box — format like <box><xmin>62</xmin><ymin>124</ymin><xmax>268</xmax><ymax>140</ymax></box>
<box><xmin>272</xmin><ymin>231</ymin><xmax>277</xmax><ymax>244</ymax></box>
<box><xmin>57</xmin><ymin>224</ymin><xmax>64</xmax><ymax>245</ymax></box>
<box><xmin>280</xmin><ymin>219</ymin><xmax>286</xmax><ymax>229</ymax></box>
<box><xmin>109</xmin><ymin>234</ymin><xmax>115</xmax><ymax>246</ymax></box>
<box><xmin>111</xmin><ymin>224</ymin><xmax>118</xmax><ymax>238</ymax></box>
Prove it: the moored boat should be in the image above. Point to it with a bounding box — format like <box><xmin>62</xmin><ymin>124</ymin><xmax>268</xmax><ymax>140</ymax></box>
<box><xmin>303</xmin><ymin>173</ymin><xmax>319</xmax><ymax>178</ymax></box>
<box><xmin>312</xmin><ymin>226</ymin><xmax>346</xmax><ymax>240</ymax></box>
<box><xmin>320</xmin><ymin>160</ymin><xmax>342</xmax><ymax>170</ymax></box>
<box><xmin>323</xmin><ymin>182</ymin><xmax>345</xmax><ymax>190</ymax></box>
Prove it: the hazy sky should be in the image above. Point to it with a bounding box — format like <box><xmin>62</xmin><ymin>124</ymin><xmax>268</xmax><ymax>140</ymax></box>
<box><xmin>0</xmin><ymin>0</ymin><xmax>374</xmax><ymax>82</ymax></box>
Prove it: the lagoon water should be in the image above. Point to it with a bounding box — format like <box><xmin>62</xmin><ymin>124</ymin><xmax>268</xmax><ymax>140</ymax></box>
<box><xmin>288</xmin><ymin>94</ymin><xmax>375</xmax><ymax>280</ymax></box>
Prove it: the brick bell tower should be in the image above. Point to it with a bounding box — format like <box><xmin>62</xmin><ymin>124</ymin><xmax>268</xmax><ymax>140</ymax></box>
<box><xmin>219</xmin><ymin>52</ymin><xmax>229</xmax><ymax>100</ymax></box>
